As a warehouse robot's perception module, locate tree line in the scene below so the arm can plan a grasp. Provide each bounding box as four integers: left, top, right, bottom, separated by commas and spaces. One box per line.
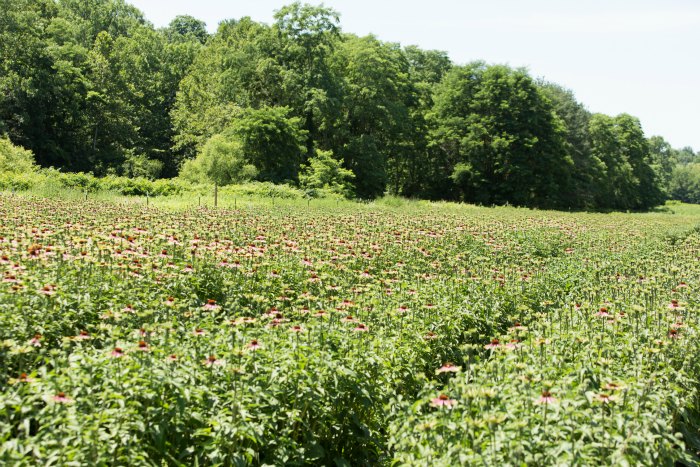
1, 0, 697, 209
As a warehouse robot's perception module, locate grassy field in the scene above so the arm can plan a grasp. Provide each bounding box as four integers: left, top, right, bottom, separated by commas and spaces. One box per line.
1, 191, 699, 465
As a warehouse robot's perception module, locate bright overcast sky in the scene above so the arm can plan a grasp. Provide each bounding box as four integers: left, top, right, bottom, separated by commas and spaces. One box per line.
129, 0, 700, 150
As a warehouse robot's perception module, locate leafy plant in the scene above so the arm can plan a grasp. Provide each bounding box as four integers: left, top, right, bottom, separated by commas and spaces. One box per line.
299, 149, 355, 198
0, 138, 37, 174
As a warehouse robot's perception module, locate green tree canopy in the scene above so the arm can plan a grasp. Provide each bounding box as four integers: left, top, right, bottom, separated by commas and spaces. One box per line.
165, 15, 208, 44
430, 62, 572, 208
0, 137, 36, 173
299, 148, 354, 197
588, 114, 664, 210
180, 133, 257, 187
331, 34, 412, 198
224, 106, 307, 183
0, 1, 682, 208
670, 163, 700, 203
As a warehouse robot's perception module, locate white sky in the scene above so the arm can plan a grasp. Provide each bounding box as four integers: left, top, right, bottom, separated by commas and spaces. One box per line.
129, 0, 700, 150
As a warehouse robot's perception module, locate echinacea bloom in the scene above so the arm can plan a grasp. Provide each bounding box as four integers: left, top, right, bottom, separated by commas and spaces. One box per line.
595, 307, 610, 317
39, 285, 56, 296
353, 323, 369, 332
136, 340, 149, 351
3, 274, 19, 283
167, 354, 178, 362
604, 382, 625, 391
505, 339, 521, 349
204, 355, 224, 366
668, 299, 680, 309
424, 331, 438, 340
596, 393, 616, 404
29, 334, 42, 347
75, 330, 91, 340
535, 390, 556, 405
10, 373, 35, 384
430, 394, 457, 408
164, 297, 175, 306
52, 392, 73, 404
247, 339, 261, 351
203, 299, 220, 310
484, 338, 500, 350
110, 347, 125, 358
342, 315, 358, 323
290, 325, 304, 333
436, 363, 460, 374
668, 328, 680, 339
268, 319, 282, 328
193, 328, 206, 336
262, 308, 279, 318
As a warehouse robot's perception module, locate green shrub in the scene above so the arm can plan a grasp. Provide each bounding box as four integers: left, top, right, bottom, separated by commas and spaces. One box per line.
299, 149, 355, 198
99, 175, 189, 196
121, 151, 164, 180
54, 171, 101, 192
670, 163, 700, 204
220, 181, 305, 199
180, 134, 258, 186
0, 138, 37, 173
0, 171, 43, 191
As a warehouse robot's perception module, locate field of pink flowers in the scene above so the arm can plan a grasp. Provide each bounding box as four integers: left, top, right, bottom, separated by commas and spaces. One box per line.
1, 194, 699, 465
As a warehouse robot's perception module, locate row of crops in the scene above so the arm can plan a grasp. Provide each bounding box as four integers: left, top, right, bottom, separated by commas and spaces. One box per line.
1, 194, 699, 465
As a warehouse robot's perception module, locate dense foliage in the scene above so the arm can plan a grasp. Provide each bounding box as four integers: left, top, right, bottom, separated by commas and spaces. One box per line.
1, 194, 700, 464
0, 138, 36, 173
0, 0, 697, 208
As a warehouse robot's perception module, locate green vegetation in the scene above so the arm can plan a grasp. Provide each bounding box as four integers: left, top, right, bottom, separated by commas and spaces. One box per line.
1, 192, 700, 465
4, 1, 700, 464
0, 138, 36, 173
671, 164, 700, 204
299, 149, 355, 198
1, 0, 697, 209
180, 135, 257, 187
